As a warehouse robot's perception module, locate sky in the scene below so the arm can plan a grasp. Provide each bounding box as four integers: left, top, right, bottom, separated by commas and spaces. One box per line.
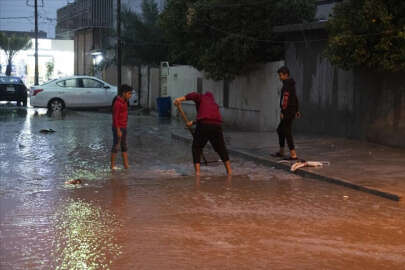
0, 0, 72, 38
0, 0, 166, 38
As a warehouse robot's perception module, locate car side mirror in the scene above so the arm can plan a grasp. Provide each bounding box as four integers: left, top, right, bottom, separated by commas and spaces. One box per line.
104, 85, 110, 89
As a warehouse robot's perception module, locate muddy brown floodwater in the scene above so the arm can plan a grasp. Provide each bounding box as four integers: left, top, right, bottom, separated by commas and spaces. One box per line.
0, 106, 404, 269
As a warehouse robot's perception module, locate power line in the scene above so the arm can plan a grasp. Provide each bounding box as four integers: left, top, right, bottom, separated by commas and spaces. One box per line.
39, 15, 57, 21
0, 16, 34, 20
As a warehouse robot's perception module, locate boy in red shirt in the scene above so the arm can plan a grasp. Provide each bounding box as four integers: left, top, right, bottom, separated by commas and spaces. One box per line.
174, 91, 232, 176
111, 84, 132, 170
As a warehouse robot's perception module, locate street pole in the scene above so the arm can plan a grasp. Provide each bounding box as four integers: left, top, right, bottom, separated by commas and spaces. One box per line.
116, 0, 121, 93
34, 0, 39, 85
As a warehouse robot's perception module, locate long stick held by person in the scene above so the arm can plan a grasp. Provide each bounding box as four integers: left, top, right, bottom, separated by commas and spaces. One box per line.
174, 91, 232, 176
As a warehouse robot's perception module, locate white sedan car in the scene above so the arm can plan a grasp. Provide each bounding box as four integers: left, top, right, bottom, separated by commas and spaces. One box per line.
30, 76, 137, 111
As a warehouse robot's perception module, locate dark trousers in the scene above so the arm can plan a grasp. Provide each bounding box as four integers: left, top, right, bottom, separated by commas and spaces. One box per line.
277, 117, 295, 150
111, 127, 128, 153
192, 123, 229, 164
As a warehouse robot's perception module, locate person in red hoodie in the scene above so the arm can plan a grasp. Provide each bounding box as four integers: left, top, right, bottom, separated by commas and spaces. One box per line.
174, 91, 232, 176
111, 84, 132, 170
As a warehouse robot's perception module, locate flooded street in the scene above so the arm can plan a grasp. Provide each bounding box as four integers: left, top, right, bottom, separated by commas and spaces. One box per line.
1, 105, 404, 270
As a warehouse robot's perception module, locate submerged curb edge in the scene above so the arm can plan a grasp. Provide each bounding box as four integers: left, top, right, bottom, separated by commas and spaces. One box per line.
171, 131, 401, 201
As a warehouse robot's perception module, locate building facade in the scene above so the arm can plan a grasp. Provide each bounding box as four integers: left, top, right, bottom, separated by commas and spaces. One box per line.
55, 0, 116, 75
55, 0, 166, 76
0, 39, 74, 87
55, 0, 114, 40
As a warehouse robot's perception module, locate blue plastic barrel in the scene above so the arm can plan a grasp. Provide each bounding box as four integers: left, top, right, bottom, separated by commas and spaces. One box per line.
156, 97, 171, 117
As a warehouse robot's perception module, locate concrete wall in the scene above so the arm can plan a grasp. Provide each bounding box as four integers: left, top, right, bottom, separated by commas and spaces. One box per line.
139, 66, 149, 107
103, 65, 138, 89
166, 65, 205, 120
284, 33, 405, 148
141, 67, 160, 110
167, 62, 284, 131
102, 64, 159, 108
149, 68, 160, 110
74, 29, 93, 75
74, 28, 106, 76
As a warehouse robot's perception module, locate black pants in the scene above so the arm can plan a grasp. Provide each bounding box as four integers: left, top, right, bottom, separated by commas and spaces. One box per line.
192, 123, 229, 164
277, 117, 295, 150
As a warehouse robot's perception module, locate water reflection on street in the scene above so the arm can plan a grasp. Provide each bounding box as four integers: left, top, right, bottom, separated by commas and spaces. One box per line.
0, 105, 404, 269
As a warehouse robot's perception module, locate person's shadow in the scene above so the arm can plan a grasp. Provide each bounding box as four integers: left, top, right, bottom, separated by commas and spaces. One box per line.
47, 109, 66, 120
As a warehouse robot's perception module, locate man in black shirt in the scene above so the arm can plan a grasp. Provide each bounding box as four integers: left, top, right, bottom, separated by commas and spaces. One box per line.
272, 66, 301, 160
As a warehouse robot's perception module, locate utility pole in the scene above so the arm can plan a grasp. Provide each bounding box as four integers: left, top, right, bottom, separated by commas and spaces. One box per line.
116, 0, 121, 93
34, 0, 39, 85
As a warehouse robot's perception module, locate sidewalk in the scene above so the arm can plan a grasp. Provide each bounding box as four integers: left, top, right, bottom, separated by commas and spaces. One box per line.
171, 122, 405, 201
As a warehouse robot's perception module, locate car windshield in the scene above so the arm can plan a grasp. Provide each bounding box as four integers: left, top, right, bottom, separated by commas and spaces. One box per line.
0, 77, 22, 84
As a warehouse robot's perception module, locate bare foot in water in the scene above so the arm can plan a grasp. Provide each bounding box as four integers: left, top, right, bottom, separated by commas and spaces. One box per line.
65, 179, 82, 185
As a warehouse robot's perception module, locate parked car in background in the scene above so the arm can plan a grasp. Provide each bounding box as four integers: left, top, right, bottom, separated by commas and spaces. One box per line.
30, 76, 137, 111
0, 76, 28, 106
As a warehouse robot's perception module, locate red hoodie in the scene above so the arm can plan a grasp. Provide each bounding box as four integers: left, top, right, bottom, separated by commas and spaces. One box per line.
112, 96, 128, 128
185, 92, 222, 125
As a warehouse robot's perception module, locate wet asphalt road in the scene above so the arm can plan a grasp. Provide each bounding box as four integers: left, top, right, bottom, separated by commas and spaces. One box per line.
0, 104, 404, 270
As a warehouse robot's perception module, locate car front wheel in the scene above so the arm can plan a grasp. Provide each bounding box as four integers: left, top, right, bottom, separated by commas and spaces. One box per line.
48, 98, 64, 111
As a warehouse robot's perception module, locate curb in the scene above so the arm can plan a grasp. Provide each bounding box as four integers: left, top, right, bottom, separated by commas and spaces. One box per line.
171, 132, 401, 201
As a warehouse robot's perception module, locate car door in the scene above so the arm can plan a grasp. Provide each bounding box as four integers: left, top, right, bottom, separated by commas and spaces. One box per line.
81, 78, 109, 106
56, 78, 81, 107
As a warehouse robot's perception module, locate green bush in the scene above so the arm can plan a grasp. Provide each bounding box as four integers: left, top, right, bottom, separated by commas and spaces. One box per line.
160, 0, 317, 80
121, 0, 168, 66
325, 0, 405, 72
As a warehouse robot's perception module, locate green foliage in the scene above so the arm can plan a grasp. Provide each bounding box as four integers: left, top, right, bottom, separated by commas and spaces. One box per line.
325, 0, 405, 72
160, 0, 317, 80
0, 32, 32, 75
121, 0, 168, 66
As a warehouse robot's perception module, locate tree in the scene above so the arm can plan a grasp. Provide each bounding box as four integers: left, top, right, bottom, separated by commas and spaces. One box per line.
160, 0, 317, 80
0, 33, 32, 76
46, 61, 54, 80
121, 0, 168, 66
325, 0, 405, 72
